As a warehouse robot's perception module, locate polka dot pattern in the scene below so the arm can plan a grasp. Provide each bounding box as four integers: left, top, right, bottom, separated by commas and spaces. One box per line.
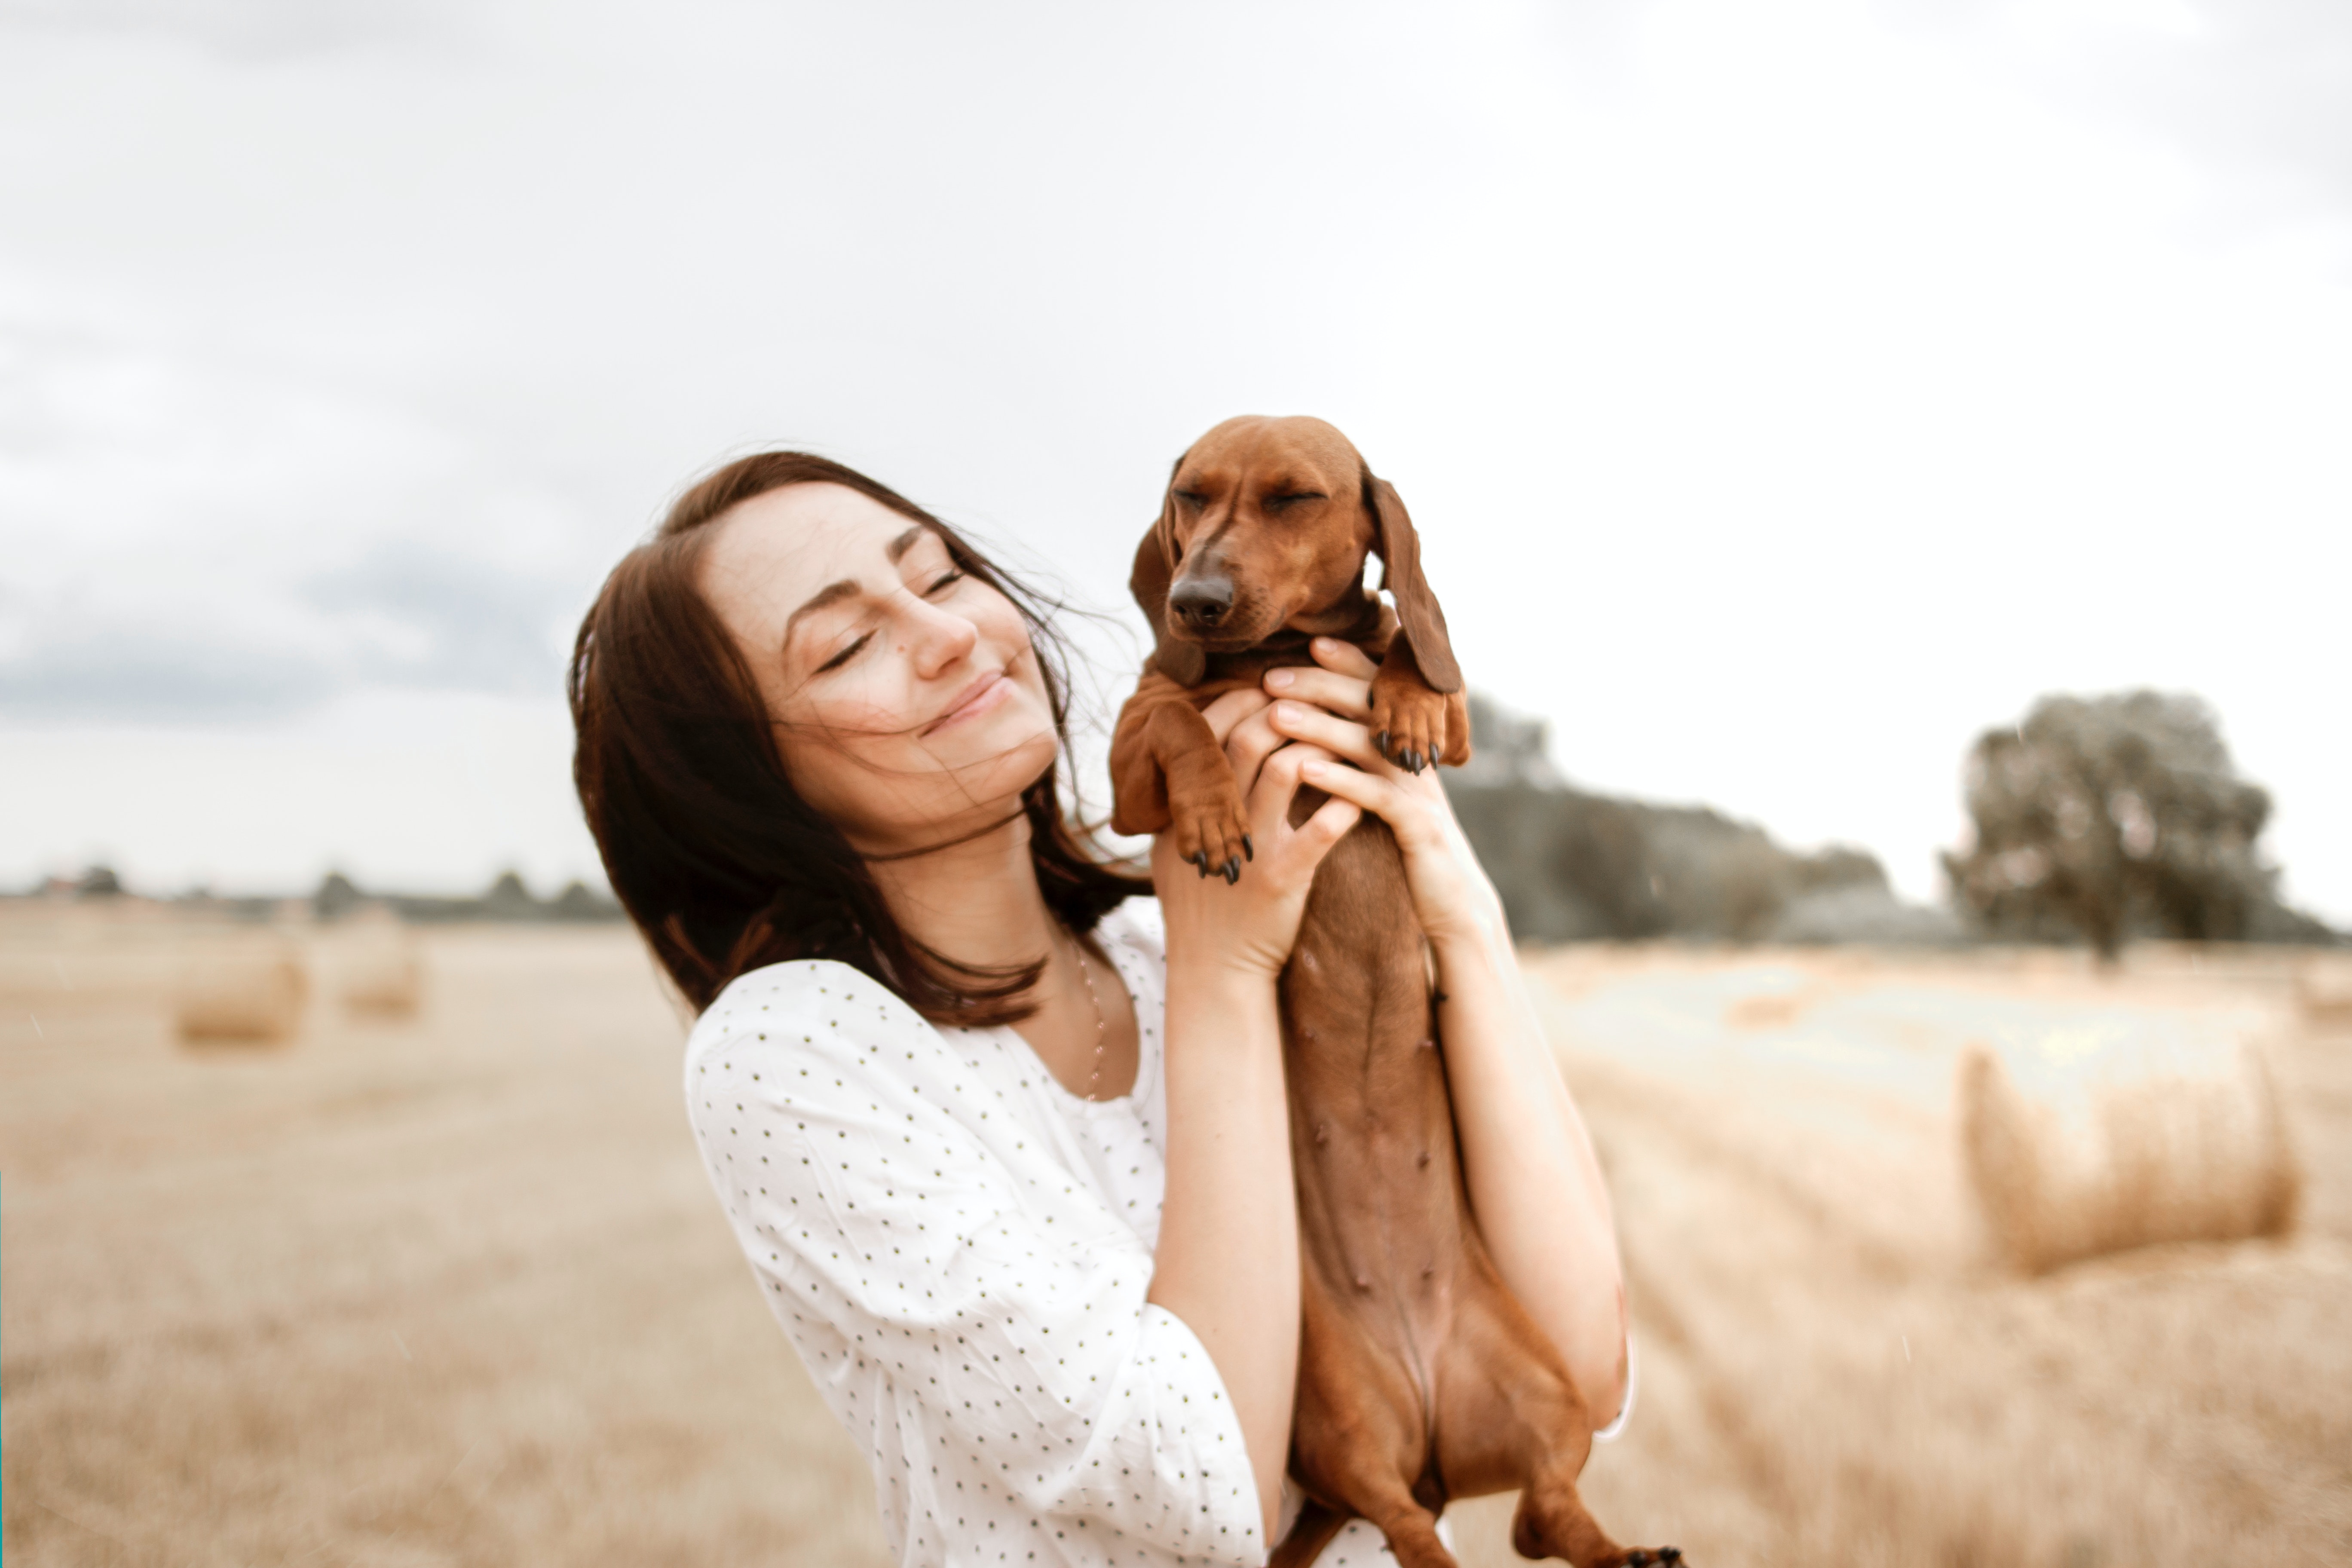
684, 900, 1280, 1568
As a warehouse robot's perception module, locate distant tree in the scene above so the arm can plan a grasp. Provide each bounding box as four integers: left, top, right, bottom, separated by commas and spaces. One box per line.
75, 864, 124, 898
314, 870, 363, 921
551, 880, 623, 922
1942, 691, 2278, 959
483, 870, 539, 920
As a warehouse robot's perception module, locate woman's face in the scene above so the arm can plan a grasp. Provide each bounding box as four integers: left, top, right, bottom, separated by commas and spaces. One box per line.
698, 483, 1059, 854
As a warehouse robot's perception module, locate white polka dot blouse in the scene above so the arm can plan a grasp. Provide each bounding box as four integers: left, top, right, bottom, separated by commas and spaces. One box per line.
688, 897, 1338, 1568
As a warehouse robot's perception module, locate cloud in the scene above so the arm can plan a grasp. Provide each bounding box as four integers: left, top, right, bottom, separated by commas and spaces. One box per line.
0, 627, 337, 721
301, 538, 578, 696
0, 284, 594, 723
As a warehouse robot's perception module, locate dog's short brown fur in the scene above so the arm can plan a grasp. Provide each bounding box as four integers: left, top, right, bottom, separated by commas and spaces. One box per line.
1110, 417, 1675, 1568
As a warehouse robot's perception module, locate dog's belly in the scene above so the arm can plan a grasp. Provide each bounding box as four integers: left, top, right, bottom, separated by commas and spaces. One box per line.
1281, 816, 1476, 1446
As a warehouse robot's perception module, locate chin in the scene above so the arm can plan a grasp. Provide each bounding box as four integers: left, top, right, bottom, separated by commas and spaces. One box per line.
954, 707, 1057, 794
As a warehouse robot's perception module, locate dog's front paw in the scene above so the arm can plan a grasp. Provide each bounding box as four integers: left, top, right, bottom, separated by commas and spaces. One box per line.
1368, 671, 1457, 775
1610, 1549, 1684, 1568
1166, 766, 1252, 883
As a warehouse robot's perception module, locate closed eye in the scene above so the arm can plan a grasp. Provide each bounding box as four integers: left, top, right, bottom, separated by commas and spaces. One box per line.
927, 568, 965, 594
1174, 490, 1208, 509
815, 633, 871, 673
1262, 491, 1327, 511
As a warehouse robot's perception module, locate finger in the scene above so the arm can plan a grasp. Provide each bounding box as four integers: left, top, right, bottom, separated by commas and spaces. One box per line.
1222, 704, 1288, 798
1262, 664, 1373, 718
1286, 792, 1364, 868
1245, 741, 1340, 836
1268, 700, 1390, 772
1297, 755, 1406, 822
1199, 687, 1272, 746
1253, 738, 1340, 798
1310, 637, 1380, 680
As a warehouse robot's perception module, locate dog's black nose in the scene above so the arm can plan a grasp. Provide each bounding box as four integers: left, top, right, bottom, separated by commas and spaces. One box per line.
1168, 576, 1234, 628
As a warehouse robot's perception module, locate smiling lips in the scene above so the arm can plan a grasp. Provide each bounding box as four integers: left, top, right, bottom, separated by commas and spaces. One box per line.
924, 670, 1009, 735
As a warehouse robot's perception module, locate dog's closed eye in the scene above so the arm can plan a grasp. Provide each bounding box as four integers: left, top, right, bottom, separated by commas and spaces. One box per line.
1262, 491, 1327, 511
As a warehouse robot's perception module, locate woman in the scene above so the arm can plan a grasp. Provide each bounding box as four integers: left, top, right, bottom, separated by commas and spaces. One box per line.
569, 452, 1630, 1567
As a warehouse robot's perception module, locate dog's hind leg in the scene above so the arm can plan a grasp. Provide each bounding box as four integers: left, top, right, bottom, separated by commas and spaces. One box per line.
1268, 1499, 1349, 1568
1358, 1482, 1458, 1568
1508, 1460, 1637, 1568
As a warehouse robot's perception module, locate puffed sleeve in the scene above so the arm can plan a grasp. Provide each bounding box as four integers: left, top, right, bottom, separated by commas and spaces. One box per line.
687, 960, 1266, 1566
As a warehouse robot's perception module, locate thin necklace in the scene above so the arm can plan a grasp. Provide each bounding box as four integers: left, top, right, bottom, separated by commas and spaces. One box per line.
1066, 926, 1109, 1099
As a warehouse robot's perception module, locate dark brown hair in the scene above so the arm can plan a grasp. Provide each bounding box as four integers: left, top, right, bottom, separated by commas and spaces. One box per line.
568, 452, 1143, 1021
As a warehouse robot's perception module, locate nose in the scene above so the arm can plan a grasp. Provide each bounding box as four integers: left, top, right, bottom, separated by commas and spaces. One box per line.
905, 591, 979, 677
1168, 575, 1235, 631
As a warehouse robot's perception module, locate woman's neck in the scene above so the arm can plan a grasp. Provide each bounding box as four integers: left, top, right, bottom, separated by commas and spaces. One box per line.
865, 812, 1057, 975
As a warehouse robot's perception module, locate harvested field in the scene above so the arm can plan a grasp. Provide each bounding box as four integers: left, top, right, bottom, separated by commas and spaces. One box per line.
3, 912, 2348, 1566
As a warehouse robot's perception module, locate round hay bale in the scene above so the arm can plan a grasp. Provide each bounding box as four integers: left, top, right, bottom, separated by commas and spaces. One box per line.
175, 934, 309, 1045
1957, 1025, 2300, 1274
337, 924, 424, 1018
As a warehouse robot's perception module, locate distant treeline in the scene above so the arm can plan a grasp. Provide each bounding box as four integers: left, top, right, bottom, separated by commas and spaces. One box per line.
315, 870, 626, 924
20, 866, 626, 925
27, 685, 2335, 954
1448, 690, 2335, 951
1443, 696, 1960, 945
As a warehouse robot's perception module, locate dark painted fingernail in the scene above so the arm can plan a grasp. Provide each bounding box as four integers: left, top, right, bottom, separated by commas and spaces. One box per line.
1241, 835, 1254, 861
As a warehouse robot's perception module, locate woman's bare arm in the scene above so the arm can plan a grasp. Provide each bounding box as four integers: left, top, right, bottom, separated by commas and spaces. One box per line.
1420, 902, 1628, 1420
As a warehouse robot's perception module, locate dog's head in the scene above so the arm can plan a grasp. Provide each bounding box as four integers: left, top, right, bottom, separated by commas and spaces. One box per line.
1129, 414, 1460, 692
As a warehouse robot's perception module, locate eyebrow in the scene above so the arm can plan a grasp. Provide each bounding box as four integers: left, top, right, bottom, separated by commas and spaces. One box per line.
781, 527, 932, 649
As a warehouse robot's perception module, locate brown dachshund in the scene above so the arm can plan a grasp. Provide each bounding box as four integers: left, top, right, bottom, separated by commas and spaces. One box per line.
1110, 416, 1677, 1568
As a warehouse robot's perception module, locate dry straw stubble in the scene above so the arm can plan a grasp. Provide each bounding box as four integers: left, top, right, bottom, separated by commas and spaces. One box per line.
2298, 957, 2352, 1028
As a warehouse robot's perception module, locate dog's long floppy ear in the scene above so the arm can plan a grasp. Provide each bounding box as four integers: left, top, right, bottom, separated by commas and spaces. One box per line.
1130, 462, 1207, 687
1364, 470, 1462, 694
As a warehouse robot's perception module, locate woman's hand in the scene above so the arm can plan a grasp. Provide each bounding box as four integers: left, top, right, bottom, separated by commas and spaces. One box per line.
1153, 685, 1361, 981
1261, 639, 1506, 949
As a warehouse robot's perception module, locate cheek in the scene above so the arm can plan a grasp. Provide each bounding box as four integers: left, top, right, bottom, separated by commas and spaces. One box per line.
766, 688, 912, 821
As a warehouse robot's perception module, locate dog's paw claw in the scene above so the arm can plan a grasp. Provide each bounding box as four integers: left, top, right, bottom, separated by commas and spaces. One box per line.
1241, 834, 1254, 862
1170, 785, 1251, 885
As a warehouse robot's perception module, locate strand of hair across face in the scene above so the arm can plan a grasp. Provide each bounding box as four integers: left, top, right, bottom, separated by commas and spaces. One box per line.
858, 806, 1031, 863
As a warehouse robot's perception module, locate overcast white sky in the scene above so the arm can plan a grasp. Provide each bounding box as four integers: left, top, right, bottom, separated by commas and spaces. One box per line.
2, 0, 2347, 923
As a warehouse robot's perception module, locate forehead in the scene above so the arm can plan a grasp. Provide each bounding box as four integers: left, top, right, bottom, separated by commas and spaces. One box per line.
699, 483, 929, 622
1176, 416, 1361, 491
